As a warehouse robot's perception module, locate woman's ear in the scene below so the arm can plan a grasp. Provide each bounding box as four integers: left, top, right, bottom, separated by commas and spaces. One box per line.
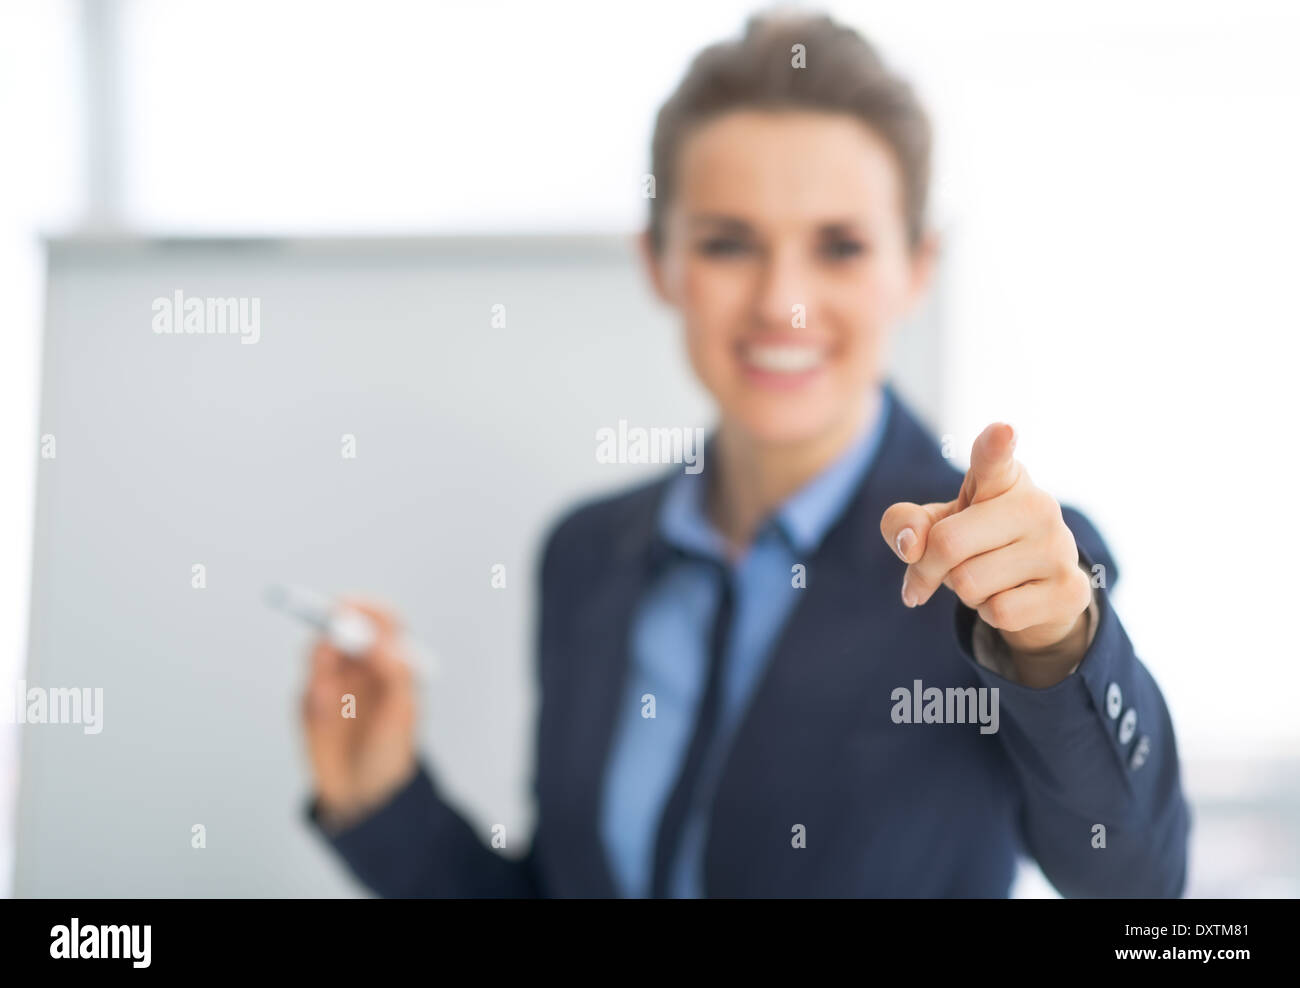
905, 228, 941, 314
637, 229, 676, 308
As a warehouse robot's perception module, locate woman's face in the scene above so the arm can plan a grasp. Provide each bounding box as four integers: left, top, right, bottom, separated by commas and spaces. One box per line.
643, 109, 935, 448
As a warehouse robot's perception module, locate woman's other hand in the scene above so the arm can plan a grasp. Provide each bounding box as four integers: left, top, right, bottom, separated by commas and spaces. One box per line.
301, 598, 418, 831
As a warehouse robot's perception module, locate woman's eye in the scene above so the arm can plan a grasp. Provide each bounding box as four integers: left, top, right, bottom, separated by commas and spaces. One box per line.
697, 237, 751, 257
821, 239, 866, 260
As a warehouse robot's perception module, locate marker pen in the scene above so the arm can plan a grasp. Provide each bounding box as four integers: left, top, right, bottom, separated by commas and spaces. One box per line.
265, 584, 438, 680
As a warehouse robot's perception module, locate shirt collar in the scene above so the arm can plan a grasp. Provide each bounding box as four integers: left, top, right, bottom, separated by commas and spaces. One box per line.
658, 386, 892, 561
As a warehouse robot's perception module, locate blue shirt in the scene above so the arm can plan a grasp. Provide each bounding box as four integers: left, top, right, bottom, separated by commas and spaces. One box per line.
598, 386, 893, 897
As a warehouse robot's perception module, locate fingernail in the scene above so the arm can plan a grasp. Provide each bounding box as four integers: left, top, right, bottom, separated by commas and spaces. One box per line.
901, 571, 917, 608
1007, 424, 1017, 452
895, 527, 916, 561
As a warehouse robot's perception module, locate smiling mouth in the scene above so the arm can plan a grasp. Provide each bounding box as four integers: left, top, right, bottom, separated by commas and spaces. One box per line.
738, 340, 830, 376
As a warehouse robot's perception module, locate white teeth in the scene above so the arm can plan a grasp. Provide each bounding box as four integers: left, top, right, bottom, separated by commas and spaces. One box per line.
741, 343, 826, 373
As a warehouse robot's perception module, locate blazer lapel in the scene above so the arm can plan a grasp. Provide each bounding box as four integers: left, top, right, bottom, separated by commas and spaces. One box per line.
559, 478, 675, 898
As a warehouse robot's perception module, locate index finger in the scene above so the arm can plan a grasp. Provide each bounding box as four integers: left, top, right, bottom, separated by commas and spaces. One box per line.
335, 596, 413, 680
337, 596, 402, 637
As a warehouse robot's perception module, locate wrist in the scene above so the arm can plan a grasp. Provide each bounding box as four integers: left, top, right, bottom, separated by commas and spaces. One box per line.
1006, 608, 1090, 688
317, 757, 419, 832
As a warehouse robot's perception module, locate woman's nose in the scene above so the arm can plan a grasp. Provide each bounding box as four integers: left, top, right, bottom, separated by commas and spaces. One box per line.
753, 245, 812, 330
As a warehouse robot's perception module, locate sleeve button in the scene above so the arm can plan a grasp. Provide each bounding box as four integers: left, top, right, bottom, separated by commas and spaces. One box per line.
1118, 707, 1138, 745
1105, 682, 1122, 719
1129, 734, 1150, 770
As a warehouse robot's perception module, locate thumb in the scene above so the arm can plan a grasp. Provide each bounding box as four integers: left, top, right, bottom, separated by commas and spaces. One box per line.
957, 422, 1021, 510
881, 499, 960, 564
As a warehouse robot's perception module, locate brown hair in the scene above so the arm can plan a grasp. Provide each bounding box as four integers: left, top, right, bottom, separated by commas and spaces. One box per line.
647, 8, 932, 254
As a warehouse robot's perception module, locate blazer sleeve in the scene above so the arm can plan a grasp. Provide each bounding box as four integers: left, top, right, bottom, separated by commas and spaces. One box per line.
303, 759, 543, 897
951, 504, 1192, 898
300, 524, 573, 899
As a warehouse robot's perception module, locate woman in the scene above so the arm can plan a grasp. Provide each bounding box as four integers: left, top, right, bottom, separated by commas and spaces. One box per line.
301, 10, 1189, 897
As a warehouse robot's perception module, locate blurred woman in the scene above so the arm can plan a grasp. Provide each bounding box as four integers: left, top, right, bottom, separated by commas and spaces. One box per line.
301, 10, 1189, 898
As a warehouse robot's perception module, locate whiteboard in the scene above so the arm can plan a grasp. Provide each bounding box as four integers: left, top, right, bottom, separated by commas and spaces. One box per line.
17, 234, 943, 895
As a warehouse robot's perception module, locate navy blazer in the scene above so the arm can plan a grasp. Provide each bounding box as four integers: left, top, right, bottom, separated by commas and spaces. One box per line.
307, 381, 1191, 897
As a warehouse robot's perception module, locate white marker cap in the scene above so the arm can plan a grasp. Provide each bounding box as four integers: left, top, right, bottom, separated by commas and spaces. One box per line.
326, 608, 377, 657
